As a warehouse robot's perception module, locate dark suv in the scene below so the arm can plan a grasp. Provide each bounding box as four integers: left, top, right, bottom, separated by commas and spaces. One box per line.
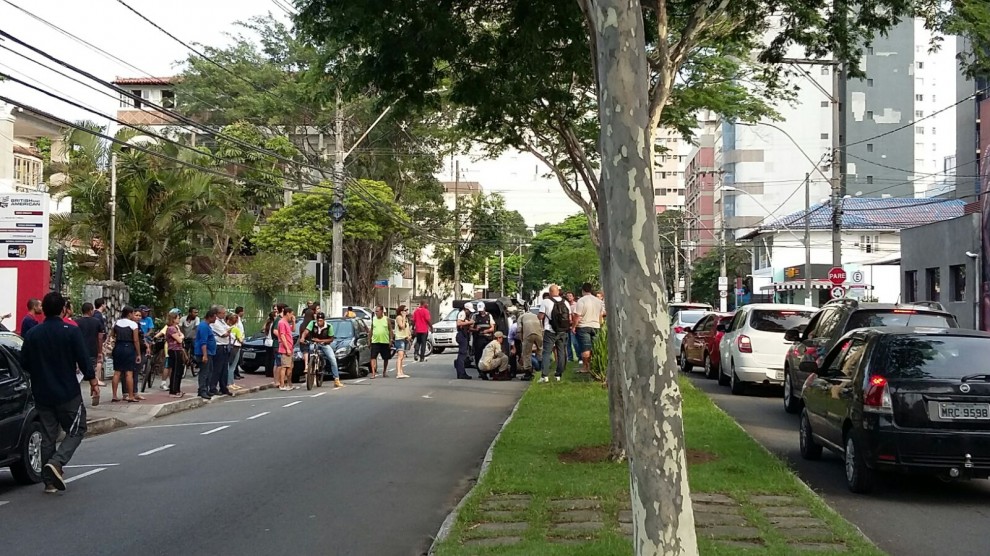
799, 327, 990, 493
782, 299, 958, 414
0, 332, 42, 484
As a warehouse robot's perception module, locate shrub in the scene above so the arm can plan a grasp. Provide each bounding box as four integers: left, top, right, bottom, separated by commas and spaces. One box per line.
589, 322, 608, 383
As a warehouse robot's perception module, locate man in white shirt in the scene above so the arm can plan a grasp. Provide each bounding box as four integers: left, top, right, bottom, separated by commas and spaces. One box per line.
209, 305, 233, 397
573, 282, 606, 372
538, 285, 570, 383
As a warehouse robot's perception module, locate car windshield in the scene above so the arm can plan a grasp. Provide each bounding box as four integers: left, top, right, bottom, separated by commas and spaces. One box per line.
445, 309, 459, 321
0, 333, 22, 351
327, 320, 355, 338
847, 310, 956, 330
882, 335, 990, 379
671, 304, 710, 319
678, 311, 705, 325
749, 310, 814, 333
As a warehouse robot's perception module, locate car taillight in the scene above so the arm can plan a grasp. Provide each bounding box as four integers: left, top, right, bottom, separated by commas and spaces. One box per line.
737, 335, 752, 353
863, 375, 893, 414
892, 309, 916, 314
674, 326, 684, 334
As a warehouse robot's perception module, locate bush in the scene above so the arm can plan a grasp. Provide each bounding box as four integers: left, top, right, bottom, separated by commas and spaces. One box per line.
122, 271, 156, 309
589, 322, 608, 383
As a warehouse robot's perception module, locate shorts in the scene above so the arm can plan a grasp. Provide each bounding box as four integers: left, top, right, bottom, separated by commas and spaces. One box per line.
280, 354, 293, 368
577, 327, 599, 353
370, 343, 391, 360
394, 339, 407, 351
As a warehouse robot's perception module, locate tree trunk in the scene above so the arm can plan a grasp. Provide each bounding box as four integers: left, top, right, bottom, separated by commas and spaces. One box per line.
586, 0, 697, 554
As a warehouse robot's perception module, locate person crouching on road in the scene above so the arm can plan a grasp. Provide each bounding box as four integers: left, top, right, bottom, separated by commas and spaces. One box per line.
300, 312, 343, 388
20, 291, 98, 494
393, 305, 411, 379
479, 331, 510, 380
277, 307, 297, 390
369, 304, 393, 378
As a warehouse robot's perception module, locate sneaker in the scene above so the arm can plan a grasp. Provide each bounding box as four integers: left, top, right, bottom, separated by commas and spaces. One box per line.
538, 377, 549, 383
333, 379, 343, 388
44, 484, 57, 494
279, 386, 291, 391
42, 463, 65, 491
160, 382, 168, 390
555, 376, 562, 382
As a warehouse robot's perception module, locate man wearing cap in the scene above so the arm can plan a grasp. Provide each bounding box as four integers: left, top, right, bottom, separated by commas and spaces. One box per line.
453, 302, 474, 380
299, 312, 343, 388
479, 330, 510, 379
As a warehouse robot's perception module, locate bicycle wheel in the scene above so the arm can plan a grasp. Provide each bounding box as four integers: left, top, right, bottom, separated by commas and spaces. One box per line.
315, 358, 324, 387
141, 357, 155, 392
186, 348, 198, 377
306, 354, 316, 391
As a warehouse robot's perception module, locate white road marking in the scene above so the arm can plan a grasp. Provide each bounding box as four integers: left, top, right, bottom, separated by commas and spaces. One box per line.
134, 420, 238, 430
224, 395, 309, 403
0, 501, 8, 508
201, 426, 230, 436
138, 444, 175, 456
64, 463, 120, 468
247, 411, 270, 420
65, 467, 106, 483
283, 401, 302, 408
422, 391, 434, 399
311, 392, 326, 398
353, 378, 368, 384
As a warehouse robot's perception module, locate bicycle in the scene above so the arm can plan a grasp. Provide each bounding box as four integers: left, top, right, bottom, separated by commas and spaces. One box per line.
304, 342, 325, 391
141, 338, 167, 392
183, 339, 198, 377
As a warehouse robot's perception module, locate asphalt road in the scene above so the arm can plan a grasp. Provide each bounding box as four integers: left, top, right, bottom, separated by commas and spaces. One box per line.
686, 373, 990, 556
0, 354, 526, 556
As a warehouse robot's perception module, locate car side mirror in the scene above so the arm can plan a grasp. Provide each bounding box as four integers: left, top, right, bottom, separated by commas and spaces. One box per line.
716, 324, 726, 333
799, 360, 819, 375
783, 328, 802, 342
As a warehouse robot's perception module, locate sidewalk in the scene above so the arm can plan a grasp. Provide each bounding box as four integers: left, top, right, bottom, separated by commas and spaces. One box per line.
83, 368, 276, 434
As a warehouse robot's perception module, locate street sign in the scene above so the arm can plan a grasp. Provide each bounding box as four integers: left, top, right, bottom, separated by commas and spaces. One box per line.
718, 276, 728, 291
719, 290, 728, 298
828, 267, 847, 286
830, 285, 846, 300
374, 279, 389, 288
852, 270, 865, 283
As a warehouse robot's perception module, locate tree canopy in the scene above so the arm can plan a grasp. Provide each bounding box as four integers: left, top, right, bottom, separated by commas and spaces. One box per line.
522, 213, 600, 297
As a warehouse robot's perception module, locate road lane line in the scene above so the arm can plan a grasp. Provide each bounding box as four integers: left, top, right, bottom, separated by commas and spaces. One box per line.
247, 411, 270, 420
0, 501, 8, 508
138, 444, 175, 456
353, 378, 367, 384
63, 463, 121, 468
201, 426, 230, 435
422, 391, 435, 399
65, 468, 106, 483
283, 401, 302, 408
134, 420, 238, 430
311, 392, 326, 398
224, 395, 310, 403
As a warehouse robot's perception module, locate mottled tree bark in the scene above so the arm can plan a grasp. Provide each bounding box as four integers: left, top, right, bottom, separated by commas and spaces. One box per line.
585, 0, 697, 553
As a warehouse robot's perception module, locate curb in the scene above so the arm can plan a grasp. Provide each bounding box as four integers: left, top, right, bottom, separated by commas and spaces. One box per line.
428, 388, 527, 555
86, 381, 277, 428
85, 417, 126, 436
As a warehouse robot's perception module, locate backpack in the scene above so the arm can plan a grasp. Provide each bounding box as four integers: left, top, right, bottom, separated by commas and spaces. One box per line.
549, 299, 571, 332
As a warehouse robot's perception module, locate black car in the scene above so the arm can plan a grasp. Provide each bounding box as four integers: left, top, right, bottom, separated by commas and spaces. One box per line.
782, 299, 958, 414
239, 318, 371, 380
799, 327, 990, 493
0, 332, 42, 484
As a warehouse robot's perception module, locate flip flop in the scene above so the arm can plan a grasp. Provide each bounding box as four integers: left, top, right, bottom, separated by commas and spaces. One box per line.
397, 375, 410, 379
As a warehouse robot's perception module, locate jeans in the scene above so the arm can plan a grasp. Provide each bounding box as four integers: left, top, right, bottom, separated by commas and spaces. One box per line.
415, 332, 429, 360
197, 355, 213, 397
228, 345, 241, 382
454, 330, 469, 378
211, 345, 231, 394
542, 331, 568, 378
38, 396, 86, 469
568, 331, 580, 360
315, 344, 340, 379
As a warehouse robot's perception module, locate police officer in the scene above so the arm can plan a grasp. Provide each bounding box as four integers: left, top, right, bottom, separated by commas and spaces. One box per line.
472, 302, 495, 381
454, 302, 475, 380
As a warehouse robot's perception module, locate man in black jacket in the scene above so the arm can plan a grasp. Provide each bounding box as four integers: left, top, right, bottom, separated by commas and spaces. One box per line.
20, 291, 98, 493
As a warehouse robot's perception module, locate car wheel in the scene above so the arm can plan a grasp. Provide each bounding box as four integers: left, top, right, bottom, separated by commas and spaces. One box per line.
783, 367, 802, 414
845, 432, 874, 494
704, 353, 717, 379
241, 363, 260, 374
10, 420, 44, 485
679, 350, 693, 373
799, 410, 823, 461
730, 362, 746, 395
717, 359, 730, 386
433, 347, 445, 354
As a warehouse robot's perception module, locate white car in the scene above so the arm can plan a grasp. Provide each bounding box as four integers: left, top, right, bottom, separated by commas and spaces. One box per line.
671, 310, 707, 360
429, 309, 460, 353
718, 304, 817, 395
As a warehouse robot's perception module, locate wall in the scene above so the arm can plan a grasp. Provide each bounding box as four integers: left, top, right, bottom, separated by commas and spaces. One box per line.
900, 214, 980, 328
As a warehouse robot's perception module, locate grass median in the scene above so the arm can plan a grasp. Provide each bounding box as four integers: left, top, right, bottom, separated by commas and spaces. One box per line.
433, 368, 883, 555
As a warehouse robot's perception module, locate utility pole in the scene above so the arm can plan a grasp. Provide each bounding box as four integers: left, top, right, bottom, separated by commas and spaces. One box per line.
804, 172, 813, 306
718, 172, 728, 313
673, 226, 680, 303
831, 60, 846, 267
517, 245, 524, 299
452, 160, 461, 301
330, 89, 345, 317
109, 152, 117, 282
498, 248, 505, 297
685, 232, 692, 303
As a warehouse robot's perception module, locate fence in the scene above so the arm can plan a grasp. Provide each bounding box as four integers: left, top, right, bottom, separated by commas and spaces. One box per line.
173, 286, 319, 336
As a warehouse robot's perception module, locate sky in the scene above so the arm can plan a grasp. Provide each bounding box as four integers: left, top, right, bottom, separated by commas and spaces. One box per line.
0, 0, 578, 226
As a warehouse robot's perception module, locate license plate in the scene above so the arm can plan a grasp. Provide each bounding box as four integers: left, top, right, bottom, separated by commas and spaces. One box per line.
242, 352, 256, 359
938, 403, 990, 420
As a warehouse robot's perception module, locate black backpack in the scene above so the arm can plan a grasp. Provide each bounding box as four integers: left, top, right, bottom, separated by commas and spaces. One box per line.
549, 299, 571, 332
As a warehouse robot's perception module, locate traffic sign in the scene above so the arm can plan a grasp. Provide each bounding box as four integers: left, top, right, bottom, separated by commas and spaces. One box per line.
828, 267, 847, 286
852, 270, 865, 283
719, 290, 728, 298
830, 285, 846, 299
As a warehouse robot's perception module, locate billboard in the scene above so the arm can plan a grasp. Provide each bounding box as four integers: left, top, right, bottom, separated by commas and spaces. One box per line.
0, 193, 49, 261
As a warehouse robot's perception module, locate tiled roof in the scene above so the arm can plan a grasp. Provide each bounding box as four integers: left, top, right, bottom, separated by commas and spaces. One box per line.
761, 198, 965, 232
112, 76, 176, 86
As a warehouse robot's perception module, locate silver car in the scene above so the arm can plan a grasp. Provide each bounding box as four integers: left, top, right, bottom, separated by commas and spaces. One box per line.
671, 310, 706, 360
429, 309, 460, 353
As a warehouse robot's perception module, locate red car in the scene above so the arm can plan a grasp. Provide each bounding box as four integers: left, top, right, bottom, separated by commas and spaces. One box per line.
678, 312, 734, 379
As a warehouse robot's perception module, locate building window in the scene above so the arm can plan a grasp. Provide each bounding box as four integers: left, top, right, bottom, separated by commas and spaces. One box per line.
916, 127, 925, 135
866, 176, 874, 185
926, 267, 941, 302
868, 47, 875, 55
821, 101, 829, 108
13, 155, 42, 187
866, 144, 874, 153
950, 264, 966, 302
860, 234, 879, 253
915, 94, 924, 101
867, 78, 874, 87
917, 61, 924, 69
161, 89, 175, 109
130, 89, 143, 109
820, 133, 829, 140
932, 127, 936, 136
821, 67, 830, 75
867, 110, 874, 119
915, 110, 924, 118
904, 271, 917, 302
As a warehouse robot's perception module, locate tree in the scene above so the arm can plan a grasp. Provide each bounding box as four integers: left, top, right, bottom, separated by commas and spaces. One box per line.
656, 210, 683, 301
522, 213, 600, 296
689, 245, 750, 307
252, 180, 410, 304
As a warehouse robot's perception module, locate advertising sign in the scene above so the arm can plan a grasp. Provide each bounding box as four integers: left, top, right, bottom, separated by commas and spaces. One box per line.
0, 193, 49, 261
